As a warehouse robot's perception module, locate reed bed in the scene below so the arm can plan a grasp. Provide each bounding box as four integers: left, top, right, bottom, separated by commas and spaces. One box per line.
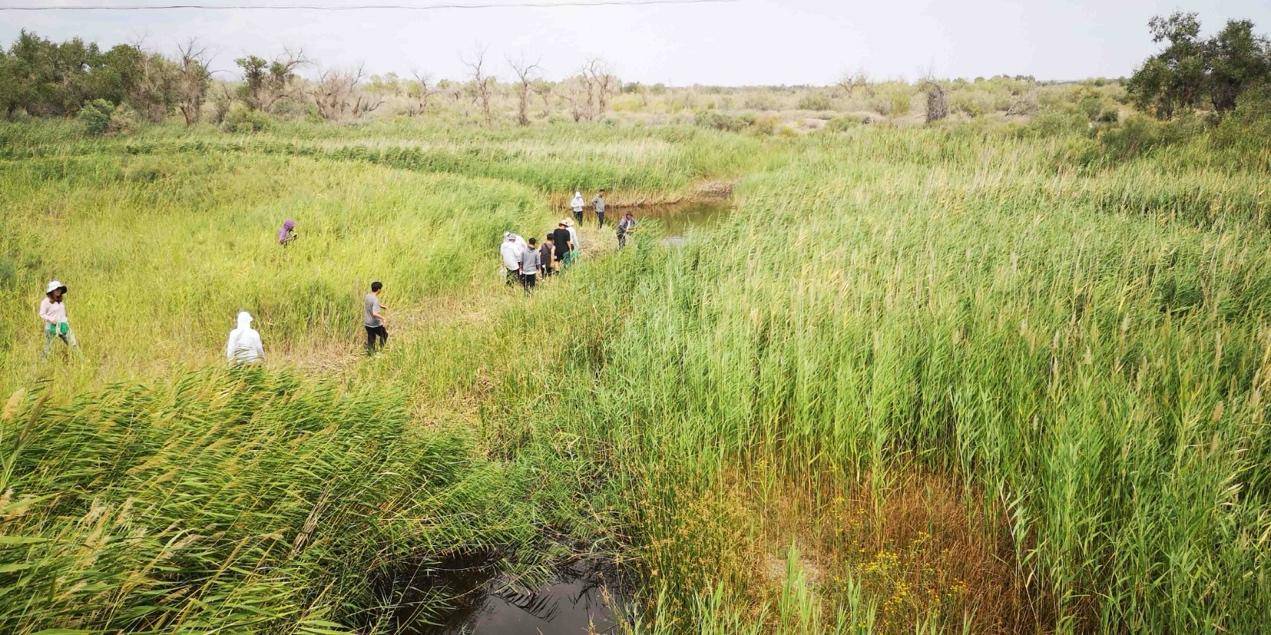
1, 117, 1267, 632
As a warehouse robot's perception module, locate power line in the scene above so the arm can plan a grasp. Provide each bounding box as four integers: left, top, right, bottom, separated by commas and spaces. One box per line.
0, 0, 736, 10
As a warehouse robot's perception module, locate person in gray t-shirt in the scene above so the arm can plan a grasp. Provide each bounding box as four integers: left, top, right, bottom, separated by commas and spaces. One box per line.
519, 238, 541, 293
364, 281, 388, 354
593, 189, 607, 227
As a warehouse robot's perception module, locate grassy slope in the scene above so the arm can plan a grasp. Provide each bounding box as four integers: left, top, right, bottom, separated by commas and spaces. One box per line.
1, 120, 1268, 632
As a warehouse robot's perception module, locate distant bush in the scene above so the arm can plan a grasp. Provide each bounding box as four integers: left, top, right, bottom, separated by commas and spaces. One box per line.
826, 115, 870, 131
743, 94, 778, 110
107, 103, 140, 136
1210, 82, 1271, 150
872, 84, 914, 116
750, 114, 778, 135
797, 93, 833, 111
1020, 110, 1087, 137
693, 111, 776, 135
78, 99, 115, 136
221, 102, 272, 133
1091, 114, 1203, 163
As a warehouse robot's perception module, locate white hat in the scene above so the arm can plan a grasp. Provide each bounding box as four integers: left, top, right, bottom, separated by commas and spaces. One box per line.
45, 280, 66, 294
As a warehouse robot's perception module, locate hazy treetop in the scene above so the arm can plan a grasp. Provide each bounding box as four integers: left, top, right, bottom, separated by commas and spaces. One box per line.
2, 0, 1269, 84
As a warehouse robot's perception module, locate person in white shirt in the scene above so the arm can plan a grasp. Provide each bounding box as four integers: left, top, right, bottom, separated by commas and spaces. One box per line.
501, 232, 526, 286
225, 311, 265, 364
38, 280, 77, 357
570, 190, 585, 224
564, 219, 580, 263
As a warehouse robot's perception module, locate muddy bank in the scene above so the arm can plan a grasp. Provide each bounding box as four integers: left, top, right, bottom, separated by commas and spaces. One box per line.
547, 180, 734, 210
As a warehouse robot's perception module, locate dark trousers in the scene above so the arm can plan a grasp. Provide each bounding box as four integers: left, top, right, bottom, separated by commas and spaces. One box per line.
506, 268, 519, 286
573, 210, 584, 223
521, 272, 537, 293
365, 325, 388, 354
597, 211, 606, 227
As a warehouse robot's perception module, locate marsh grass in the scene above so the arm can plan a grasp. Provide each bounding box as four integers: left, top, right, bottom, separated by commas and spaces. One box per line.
1, 116, 1267, 632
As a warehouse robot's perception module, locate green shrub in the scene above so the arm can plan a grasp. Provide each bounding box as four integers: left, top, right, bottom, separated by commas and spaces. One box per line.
743, 94, 778, 110
871, 84, 914, 116
826, 115, 870, 131
77, 99, 115, 136
797, 93, 833, 111
107, 102, 139, 136
220, 102, 272, 133
694, 110, 748, 132
1095, 114, 1196, 162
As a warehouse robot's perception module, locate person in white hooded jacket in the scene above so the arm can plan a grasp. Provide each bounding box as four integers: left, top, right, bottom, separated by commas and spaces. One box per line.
501, 232, 526, 286
570, 190, 585, 223
226, 311, 265, 364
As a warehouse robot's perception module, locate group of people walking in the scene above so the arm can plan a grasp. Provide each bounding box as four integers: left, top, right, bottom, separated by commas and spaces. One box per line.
35, 190, 635, 364
501, 218, 577, 293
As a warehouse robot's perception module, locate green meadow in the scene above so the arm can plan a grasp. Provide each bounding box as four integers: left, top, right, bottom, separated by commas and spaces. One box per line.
0, 114, 1267, 632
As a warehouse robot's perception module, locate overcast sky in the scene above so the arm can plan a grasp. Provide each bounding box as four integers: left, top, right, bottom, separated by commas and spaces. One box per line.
1, 1, 1268, 85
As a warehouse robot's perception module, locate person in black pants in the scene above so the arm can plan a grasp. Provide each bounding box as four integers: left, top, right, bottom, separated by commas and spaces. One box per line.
364, 281, 388, 354
593, 189, 607, 227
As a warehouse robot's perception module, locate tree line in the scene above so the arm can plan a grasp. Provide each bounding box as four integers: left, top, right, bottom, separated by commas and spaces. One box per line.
1, 14, 1265, 130
1127, 13, 1270, 118
0, 30, 622, 130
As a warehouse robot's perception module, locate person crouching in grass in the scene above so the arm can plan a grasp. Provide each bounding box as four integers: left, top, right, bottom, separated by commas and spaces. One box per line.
38, 280, 77, 358
520, 238, 541, 294
225, 311, 265, 364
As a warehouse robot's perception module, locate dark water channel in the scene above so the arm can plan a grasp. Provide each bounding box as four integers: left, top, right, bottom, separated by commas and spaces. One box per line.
627, 199, 732, 247
377, 551, 630, 634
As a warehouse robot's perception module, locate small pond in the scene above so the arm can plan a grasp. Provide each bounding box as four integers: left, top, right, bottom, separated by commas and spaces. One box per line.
377, 551, 630, 634
619, 199, 732, 247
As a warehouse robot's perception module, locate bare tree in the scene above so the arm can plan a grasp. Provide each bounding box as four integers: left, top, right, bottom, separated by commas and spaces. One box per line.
922, 79, 948, 123
837, 68, 871, 97
176, 39, 212, 125
563, 75, 589, 122
210, 83, 234, 124
583, 58, 618, 118
311, 64, 382, 121
507, 54, 541, 126
460, 46, 495, 126
236, 49, 307, 112
408, 70, 436, 117
532, 79, 553, 119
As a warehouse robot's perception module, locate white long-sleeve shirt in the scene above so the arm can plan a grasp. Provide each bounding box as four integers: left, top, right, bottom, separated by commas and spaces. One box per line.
226, 312, 264, 363
38, 297, 67, 325
501, 239, 524, 271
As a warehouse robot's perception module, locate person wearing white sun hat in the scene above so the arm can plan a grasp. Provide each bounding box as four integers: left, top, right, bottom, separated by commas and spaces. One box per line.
570, 189, 585, 224
38, 280, 77, 357
225, 311, 265, 364
563, 217, 580, 263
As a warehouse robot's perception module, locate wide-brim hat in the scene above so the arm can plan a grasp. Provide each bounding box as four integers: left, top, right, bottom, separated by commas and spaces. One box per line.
45, 280, 67, 294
